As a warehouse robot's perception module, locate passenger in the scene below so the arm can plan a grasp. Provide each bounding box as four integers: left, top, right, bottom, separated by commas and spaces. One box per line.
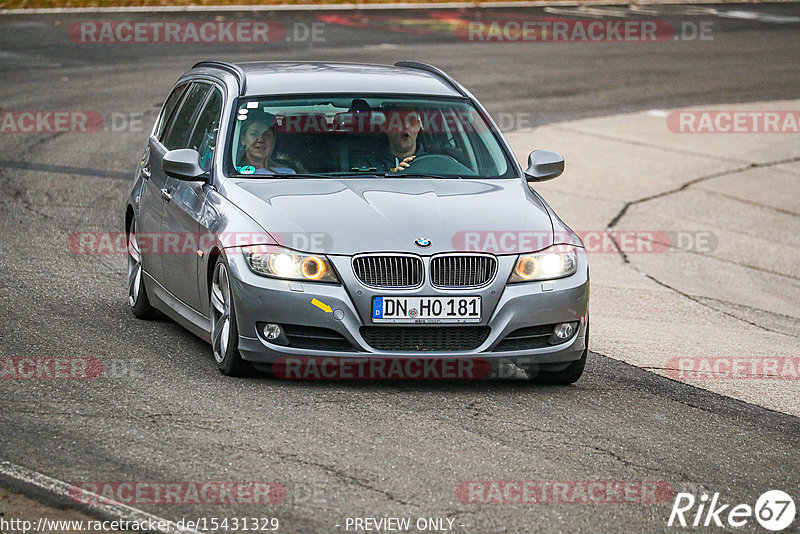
237, 111, 296, 175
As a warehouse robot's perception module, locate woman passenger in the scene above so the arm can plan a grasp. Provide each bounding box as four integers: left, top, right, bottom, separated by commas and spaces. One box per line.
237, 111, 296, 175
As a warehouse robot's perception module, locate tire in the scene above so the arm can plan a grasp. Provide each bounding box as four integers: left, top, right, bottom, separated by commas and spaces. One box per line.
210, 257, 251, 376
127, 219, 159, 320
251, 363, 275, 377
528, 349, 587, 385
527, 320, 589, 385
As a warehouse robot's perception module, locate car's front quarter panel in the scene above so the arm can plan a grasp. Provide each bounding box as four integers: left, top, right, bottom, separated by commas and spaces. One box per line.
195, 188, 279, 318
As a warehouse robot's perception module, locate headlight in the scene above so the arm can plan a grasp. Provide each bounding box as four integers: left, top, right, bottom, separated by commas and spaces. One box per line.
242, 245, 339, 283
508, 245, 579, 283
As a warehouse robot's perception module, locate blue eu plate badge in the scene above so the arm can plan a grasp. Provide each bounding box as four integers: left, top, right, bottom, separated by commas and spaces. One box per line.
372, 297, 383, 319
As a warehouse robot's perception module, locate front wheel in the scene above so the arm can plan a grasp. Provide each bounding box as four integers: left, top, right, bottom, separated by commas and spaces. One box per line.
526, 320, 589, 385
210, 258, 251, 376
527, 349, 587, 385
127, 219, 158, 320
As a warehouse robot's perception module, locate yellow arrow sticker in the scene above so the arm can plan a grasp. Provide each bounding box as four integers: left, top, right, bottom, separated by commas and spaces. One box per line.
311, 298, 333, 313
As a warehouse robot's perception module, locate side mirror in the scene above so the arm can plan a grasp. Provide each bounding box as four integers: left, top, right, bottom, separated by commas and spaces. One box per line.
524, 150, 564, 182
163, 149, 207, 181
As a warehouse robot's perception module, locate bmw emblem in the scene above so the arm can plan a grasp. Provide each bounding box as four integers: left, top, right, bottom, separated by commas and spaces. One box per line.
415, 237, 431, 248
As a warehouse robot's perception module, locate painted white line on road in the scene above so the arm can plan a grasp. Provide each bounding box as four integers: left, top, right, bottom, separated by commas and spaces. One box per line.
363, 43, 403, 49
544, 6, 634, 18
0, 460, 201, 534
1, 0, 797, 15
628, 4, 718, 15
546, 4, 800, 21
716, 9, 800, 23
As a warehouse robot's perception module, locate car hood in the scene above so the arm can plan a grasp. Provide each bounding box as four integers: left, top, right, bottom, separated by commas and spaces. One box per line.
222, 178, 555, 255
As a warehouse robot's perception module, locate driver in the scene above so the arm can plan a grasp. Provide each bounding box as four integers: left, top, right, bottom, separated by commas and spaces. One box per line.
354, 107, 425, 173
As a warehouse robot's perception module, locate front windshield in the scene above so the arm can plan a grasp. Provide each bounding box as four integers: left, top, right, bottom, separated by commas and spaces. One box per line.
229, 95, 514, 178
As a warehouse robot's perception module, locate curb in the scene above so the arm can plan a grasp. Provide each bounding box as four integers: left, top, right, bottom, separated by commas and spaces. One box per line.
0, 461, 201, 534
1, 0, 795, 15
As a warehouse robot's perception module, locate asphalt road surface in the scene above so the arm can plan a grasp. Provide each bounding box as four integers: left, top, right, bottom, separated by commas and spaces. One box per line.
1, 3, 799, 533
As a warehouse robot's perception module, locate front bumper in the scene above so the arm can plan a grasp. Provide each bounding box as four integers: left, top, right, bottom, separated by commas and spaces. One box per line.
226, 250, 589, 366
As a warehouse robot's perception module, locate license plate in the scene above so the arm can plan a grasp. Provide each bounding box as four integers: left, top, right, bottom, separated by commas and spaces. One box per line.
372, 296, 481, 323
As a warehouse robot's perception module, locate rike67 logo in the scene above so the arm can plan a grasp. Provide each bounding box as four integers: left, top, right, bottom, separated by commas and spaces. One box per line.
668, 490, 795, 531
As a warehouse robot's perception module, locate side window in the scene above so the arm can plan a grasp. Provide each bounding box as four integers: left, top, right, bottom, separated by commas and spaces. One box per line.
187, 87, 223, 172
162, 83, 210, 151
155, 82, 188, 140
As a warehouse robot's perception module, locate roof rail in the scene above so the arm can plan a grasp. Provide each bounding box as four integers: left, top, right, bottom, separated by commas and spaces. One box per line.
192, 61, 247, 96
394, 61, 467, 97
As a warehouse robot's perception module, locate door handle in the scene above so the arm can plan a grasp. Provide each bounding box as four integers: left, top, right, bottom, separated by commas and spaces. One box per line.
160, 187, 173, 202
141, 165, 151, 178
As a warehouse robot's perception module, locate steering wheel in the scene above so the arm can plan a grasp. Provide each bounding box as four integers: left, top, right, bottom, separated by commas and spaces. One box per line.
399, 154, 474, 175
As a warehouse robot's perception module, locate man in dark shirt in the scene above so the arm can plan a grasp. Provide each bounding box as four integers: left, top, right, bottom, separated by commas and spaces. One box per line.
351, 108, 425, 173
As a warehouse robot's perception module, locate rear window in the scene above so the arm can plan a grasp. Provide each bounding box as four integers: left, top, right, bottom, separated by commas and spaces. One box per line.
155, 82, 188, 140
162, 83, 210, 150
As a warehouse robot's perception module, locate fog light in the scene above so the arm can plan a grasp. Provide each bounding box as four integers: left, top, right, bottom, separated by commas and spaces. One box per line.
262, 323, 282, 340
553, 322, 576, 340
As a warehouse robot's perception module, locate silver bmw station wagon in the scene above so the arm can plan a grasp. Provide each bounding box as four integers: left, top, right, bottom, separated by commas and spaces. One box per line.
126, 61, 589, 383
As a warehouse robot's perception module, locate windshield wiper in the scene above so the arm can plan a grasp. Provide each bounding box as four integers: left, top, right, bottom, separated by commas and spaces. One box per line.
235, 172, 464, 179
386, 173, 462, 180
238, 173, 331, 178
